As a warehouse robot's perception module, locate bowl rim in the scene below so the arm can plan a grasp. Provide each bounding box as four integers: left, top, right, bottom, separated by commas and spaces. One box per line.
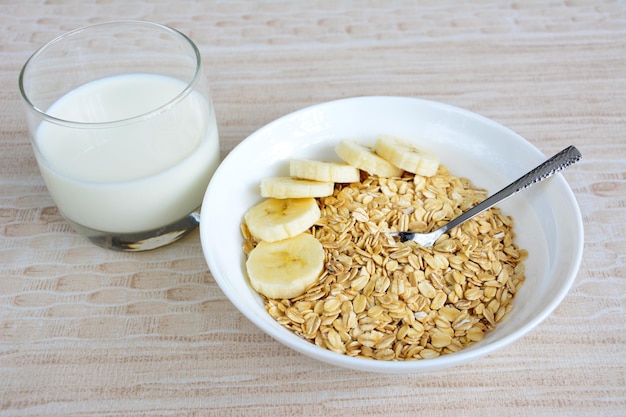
200, 95, 584, 373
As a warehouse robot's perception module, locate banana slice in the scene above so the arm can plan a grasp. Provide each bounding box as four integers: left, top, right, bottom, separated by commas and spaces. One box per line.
335, 139, 403, 178
245, 233, 325, 299
244, 197, 320, 242
374, 134, 440, 177
290, 159, 360, 183
260, 176, 334, 199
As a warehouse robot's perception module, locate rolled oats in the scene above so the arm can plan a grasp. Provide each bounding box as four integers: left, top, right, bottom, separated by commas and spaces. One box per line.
252, 163, 527, 361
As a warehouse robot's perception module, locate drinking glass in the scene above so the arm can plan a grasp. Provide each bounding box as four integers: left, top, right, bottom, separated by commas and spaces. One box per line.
19, 21, 220, 251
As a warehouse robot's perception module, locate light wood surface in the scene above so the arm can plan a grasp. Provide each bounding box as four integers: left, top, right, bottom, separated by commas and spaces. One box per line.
1, 1, 624, 416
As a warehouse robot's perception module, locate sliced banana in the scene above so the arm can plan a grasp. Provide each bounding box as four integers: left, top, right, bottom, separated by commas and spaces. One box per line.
245, 233, 325, 299
244, 197, 320, 242
335, 139, 403, 178
260, 176, 334, 199
290, 159, 360, 183
374, 134, 440, 177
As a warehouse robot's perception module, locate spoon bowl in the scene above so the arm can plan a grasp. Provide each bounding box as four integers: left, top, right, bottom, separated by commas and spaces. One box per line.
200, 96, 584, 373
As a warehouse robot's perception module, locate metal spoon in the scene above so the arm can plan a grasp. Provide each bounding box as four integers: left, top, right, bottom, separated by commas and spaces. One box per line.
390, 145, 582, 247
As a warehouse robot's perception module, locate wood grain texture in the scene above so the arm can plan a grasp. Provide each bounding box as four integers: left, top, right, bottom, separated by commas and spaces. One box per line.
0, 1, 624, 416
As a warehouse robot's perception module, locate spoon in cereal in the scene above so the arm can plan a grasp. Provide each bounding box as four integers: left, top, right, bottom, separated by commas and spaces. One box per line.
390, 145, 582, 247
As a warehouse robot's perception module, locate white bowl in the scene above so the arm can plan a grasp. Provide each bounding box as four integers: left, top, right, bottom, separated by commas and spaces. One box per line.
200, 96, 583, 373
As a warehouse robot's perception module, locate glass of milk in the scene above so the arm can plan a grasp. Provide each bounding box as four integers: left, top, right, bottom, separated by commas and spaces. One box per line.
19, 21, 220, 251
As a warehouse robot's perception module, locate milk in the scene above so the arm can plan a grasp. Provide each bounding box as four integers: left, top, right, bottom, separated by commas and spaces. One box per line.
34, 73, 220, 233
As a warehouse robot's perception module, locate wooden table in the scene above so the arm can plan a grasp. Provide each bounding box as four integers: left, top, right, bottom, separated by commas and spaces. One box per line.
1, 1, 624, 416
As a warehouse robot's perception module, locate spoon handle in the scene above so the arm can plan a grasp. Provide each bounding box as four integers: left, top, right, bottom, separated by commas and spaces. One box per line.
438, 145, 582, 235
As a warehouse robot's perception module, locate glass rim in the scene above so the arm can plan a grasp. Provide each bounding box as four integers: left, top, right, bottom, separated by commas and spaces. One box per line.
18, 20, 203, 129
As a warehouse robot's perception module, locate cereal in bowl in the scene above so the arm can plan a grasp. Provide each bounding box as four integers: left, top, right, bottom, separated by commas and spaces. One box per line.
241, 135, 527, 360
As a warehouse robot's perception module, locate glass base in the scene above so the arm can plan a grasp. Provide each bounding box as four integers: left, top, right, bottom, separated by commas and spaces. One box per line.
66, 209, 201, 252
